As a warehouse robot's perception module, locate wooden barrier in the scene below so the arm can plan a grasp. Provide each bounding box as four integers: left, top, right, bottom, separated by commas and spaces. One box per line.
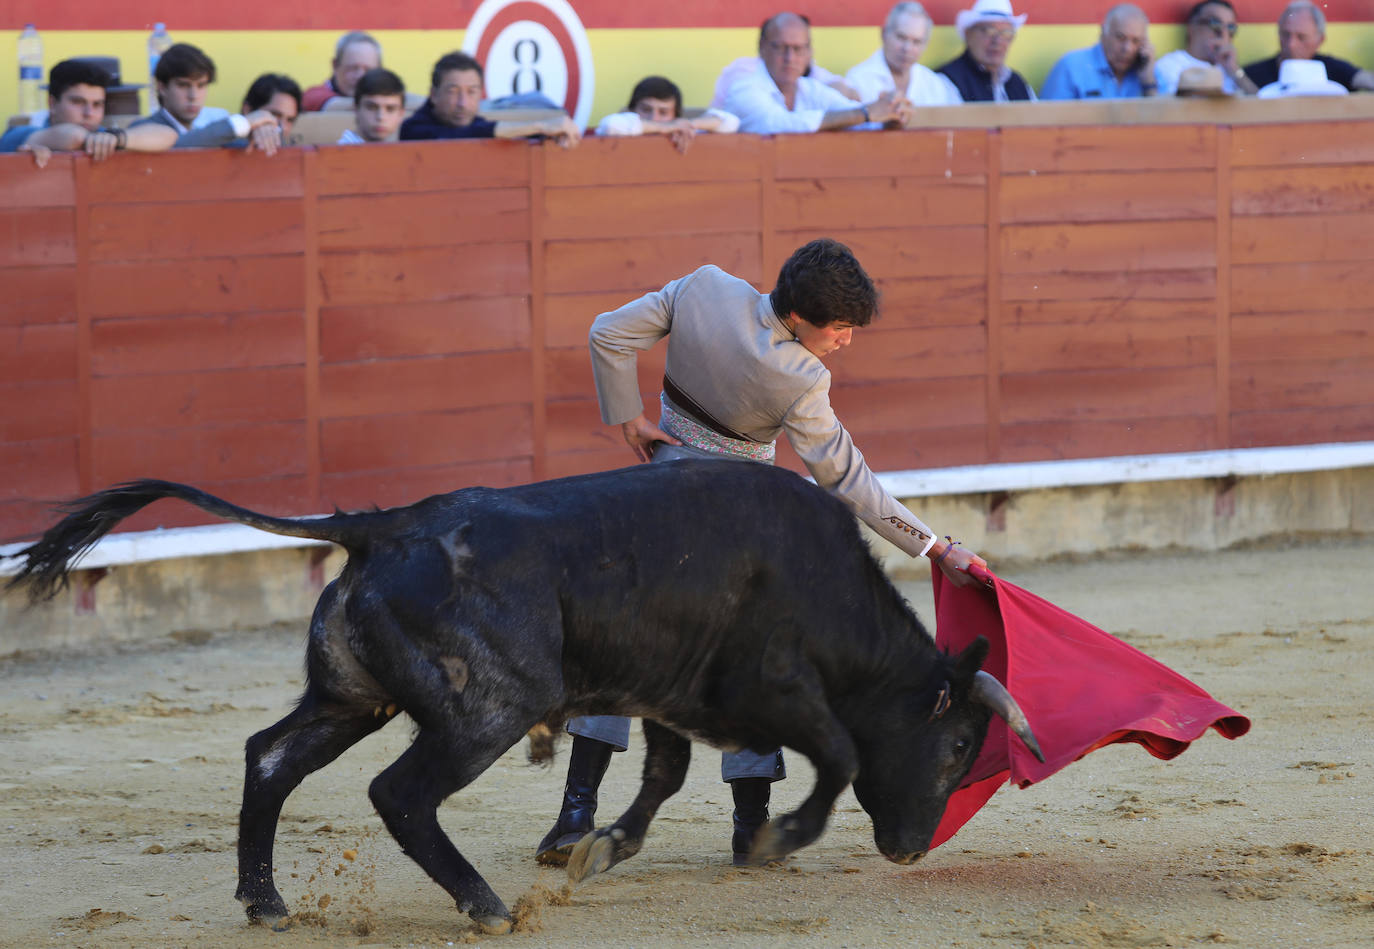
3, 109, 1373, 542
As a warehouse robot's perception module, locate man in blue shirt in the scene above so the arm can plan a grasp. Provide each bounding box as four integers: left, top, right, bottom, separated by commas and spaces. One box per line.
1041, 3, 1159, 99
400, 51, 580, 146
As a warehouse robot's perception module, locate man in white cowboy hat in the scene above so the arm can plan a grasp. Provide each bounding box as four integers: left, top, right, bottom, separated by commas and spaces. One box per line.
936, 0, 1035, 102
1154, 0, 1257, 97
844, 2, 961, 108
1040, 3, 1159, 99
1243, 1, 1374, 93
1256, 58, 1349, 98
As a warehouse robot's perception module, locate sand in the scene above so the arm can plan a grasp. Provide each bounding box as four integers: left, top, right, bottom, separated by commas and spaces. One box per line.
1, 538, 1371, 948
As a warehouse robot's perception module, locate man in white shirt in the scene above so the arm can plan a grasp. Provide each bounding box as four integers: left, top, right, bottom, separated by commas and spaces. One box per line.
846, 2, 961, 108
722, 12, 912, 134
1155, 0, 1258, 96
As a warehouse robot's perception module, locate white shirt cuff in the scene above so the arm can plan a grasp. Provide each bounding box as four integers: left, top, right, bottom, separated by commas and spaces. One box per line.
229, 113, 252, 138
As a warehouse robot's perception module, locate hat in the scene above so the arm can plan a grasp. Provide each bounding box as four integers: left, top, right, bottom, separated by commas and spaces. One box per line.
955, 0, 1028, 39
1257, 58, 1349, 98
1176, 66, 1230, 97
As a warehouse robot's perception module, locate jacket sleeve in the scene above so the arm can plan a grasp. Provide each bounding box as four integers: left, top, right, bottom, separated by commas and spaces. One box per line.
783, 373, 937, 558
588, 271, 697, 425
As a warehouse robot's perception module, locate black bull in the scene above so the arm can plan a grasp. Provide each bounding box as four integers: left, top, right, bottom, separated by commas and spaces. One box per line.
7, 460, 1043, 935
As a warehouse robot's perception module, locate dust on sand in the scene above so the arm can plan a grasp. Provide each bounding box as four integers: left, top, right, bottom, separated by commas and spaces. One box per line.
1, 538, 1370, 948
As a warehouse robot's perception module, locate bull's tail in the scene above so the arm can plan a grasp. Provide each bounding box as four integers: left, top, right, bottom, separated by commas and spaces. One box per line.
5, 479, 368, 603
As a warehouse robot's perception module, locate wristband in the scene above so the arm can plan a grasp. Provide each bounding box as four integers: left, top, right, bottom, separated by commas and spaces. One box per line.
861, 104, 871, 123
932, 537, 961, 567
114, 127, 127, 150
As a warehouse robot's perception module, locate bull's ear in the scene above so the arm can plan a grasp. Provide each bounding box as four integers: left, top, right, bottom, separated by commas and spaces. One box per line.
952, 636, 990, 682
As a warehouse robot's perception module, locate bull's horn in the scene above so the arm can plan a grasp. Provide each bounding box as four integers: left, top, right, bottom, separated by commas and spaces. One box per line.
972, 670, 1046, 763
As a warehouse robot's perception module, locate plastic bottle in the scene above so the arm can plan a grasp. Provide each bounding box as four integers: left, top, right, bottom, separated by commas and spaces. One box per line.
147, 23, 172, 81
17, 24, 44, 115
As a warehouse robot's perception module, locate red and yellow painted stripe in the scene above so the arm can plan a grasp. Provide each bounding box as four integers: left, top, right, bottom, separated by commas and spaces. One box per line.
5, 1, 1372, 122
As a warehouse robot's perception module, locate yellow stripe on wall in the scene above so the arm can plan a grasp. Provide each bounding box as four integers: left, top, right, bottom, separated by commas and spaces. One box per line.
5, 25, 1373, 126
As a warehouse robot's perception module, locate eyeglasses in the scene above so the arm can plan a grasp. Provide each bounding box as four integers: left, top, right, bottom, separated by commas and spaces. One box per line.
1194, 16, 1239, 38
970, 24, 1016, 42
763, 40, 811, 57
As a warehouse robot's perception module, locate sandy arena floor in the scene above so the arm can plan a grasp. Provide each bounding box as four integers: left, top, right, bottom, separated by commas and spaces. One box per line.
1, 538, 1371, 948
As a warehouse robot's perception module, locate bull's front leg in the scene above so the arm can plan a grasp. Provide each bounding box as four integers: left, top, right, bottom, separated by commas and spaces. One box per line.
567, 719, 691, 882
745, 714, 858, 866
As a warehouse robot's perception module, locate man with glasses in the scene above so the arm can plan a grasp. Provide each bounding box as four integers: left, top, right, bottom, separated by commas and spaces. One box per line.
722, 11, 913, 133
937, 0, 1035, 102
1154, 0, 1258, 96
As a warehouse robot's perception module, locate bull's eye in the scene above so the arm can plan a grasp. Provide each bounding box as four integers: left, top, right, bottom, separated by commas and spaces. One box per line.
954, 738, 970, 754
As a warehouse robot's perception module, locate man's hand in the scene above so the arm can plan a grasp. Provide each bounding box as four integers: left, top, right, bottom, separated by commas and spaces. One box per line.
620, 414, 682, 463
866, 90, 913, 126
547, 115, 582, 149
668, 118, 696, 153
245, 122, 283, 157
83, 131, 119, 162
929, 540, 989, 588
17, 141, 53, 168
1135, 38, 1157, 79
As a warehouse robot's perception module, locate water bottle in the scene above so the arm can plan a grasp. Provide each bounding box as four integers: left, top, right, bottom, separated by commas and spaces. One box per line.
147, 23, 172, 80
17, 24, 44, 115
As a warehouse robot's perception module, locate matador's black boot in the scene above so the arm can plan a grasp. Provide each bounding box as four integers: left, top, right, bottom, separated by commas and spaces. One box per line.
535, 736, 615, 866
730, 777, 772, 867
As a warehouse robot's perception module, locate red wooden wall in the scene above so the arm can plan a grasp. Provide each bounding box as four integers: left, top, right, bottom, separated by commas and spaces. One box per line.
2, 121, 1372, 542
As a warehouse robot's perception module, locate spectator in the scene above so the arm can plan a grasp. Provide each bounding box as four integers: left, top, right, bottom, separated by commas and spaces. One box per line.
242, 74, 302, 136
596, 76, 739, 152
710, 16, 861, 108
302, 32, 381, 111
1155, 1, 1257, 96
338, 68, 407, 144
0, 59, 176, 162
132, 43, 232, 133
1243, 1, 1374, 93
721, 12, 912, 134
845, 2, 960, 108
1041, 4, 1158, 99
399, 52, 580, 147
937, 0, 1035, 101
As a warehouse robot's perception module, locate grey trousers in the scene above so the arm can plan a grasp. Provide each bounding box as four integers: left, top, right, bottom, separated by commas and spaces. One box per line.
566, 441, 788, 783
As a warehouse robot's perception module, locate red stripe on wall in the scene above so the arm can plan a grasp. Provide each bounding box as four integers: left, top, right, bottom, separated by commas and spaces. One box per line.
5, 1, 1371, 32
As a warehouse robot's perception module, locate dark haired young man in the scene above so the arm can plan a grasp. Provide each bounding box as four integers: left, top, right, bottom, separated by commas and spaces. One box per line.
595, 75, 739, 152
242, 73, 302, 135
399, 51, 580, 146
338, 68, 407, 144
1, 59, 176, 161
534, 239, 986, 868
130, 43, 285, 153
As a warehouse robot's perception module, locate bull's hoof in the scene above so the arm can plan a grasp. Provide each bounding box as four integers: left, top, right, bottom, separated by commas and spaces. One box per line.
567, 827, 622, 883
472, 912, 513, 935
743, 818, 794, 866
535, 830, 586, 867
238, 891, 289, 930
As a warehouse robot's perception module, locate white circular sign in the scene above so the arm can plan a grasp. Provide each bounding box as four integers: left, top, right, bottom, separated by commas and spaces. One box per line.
463, 0, 596, 129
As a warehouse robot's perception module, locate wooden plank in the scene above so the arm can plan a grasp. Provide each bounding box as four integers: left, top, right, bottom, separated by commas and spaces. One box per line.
1001, 220, 1216, 274
1002, 317, 1216, 374
302, 147, 322, 516
543, 398, 619, 456
1001, 125, 1216, 174
88, 199, 305, 261
1232, 165, 1374, 216
321, 297, 530, 363
1232, 310, 1374, 363
314, 140, 531, 195
0, 153, 75, 206
841, 425, 990, 472
0, 207, 76, 267
544, 232, 760, 294
1002, 268, 1216, 302
1000, 416, 1218, 462
544, 448, 631, 480
1231, 356, 1374, 413
872, 276, 985, 328
1232, 261, 1374, 314
1001, 171, 1216, 223
776, 226, 986, 278
985, 130, 1002, 462
543, 181, 760, 240
545, 134, 762, 187
89, 255, 305, 317
321, 459, 533, 511
773, 129, 987, 179
322, 405, 532, 472
1232, 212, 1374, 266
0, 381, 79, 441
546, 291, 644, 349
1000, 366, 1216, 423
827, 325, 985, 382
1231, 405, 1374, 448
318, 188, 530, 250
1006, 298, 1215, 325
91, 422, 307, 484
0, 323, 76, 384
85, 149, 305, 204
829, 377, 987, 431
0, 266, 77, 326
90, 312, 305, 376
1231, 121, 1374, 168
318, 242, 529, 306
0, 437, 79, 501
320, 351, 533, 418
1214, 125, 1231, 449
529, 144, 548, 481
89, 367, 306, 430
773, 176, 984, 231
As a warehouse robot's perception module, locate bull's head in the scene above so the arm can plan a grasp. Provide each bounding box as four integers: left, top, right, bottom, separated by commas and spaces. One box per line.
850, 637, 1043, 864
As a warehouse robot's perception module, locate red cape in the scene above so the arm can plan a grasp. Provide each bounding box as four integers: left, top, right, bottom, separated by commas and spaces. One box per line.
929, 564, 1251, 849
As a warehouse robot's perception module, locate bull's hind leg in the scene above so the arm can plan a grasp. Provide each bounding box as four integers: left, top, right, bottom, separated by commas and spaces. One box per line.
567, 719, 691, 883
368, 727, 520, 935
236, 691, 387, 926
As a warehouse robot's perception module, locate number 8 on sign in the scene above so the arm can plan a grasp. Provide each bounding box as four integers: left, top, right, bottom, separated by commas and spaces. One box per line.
463, 0, 596, 129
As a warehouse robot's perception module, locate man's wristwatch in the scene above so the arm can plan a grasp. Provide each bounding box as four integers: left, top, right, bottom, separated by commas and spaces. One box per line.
1232, 67, 1247, 82
861, 104, 871, 122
